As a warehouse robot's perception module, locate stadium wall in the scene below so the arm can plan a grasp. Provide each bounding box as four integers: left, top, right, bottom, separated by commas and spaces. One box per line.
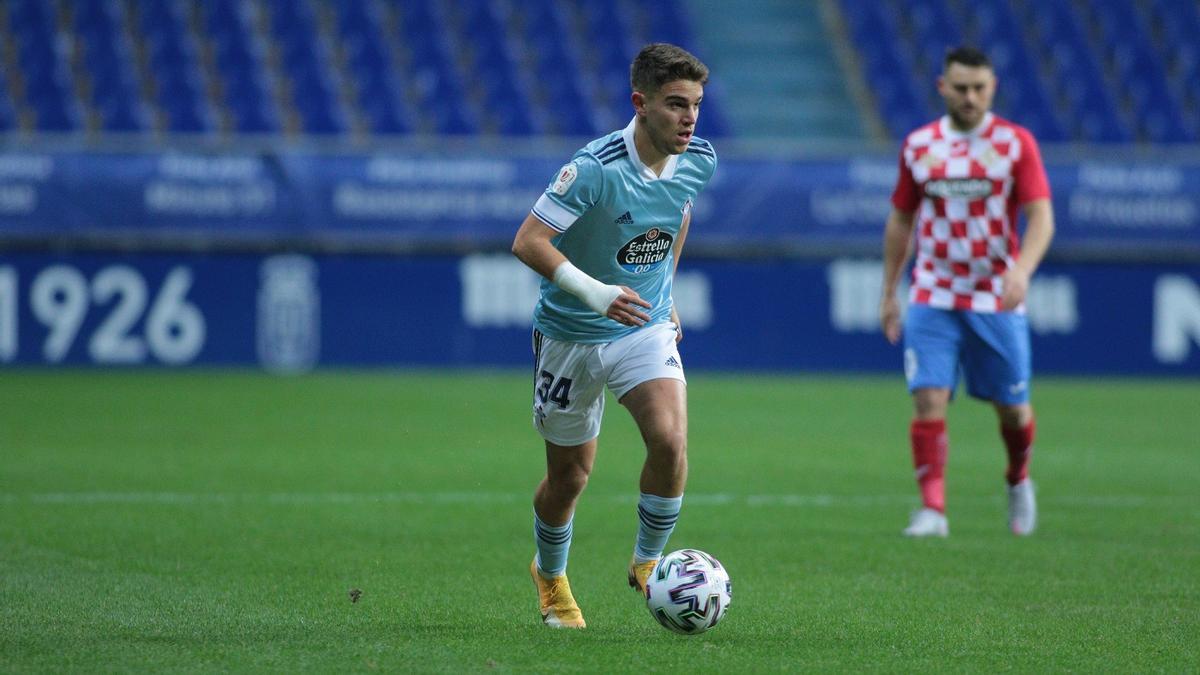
1, 146, 1198, 374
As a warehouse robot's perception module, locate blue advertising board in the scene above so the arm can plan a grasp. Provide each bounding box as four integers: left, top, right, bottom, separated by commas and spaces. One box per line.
1, 149, 1198, 256
1, 251, 1197, 375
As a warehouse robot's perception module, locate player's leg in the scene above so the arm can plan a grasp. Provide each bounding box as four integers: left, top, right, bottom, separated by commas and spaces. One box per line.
962, 311, 1037, 535
607, 322, 688, 590
995, 401, 1034, 486
902, 305, 961, 537
527, 331, 605, 627
912, 386, 951, 509
533, 439, 596, 576
529, 439, 594, 628
996, 402, 1037, 535
620, 377, 687, 591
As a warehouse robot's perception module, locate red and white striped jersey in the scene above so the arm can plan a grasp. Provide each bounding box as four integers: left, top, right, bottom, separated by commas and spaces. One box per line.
891, 112, 1050, 312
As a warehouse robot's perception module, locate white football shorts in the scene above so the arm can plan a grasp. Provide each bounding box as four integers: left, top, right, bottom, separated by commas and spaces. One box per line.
530, 321, 686, 446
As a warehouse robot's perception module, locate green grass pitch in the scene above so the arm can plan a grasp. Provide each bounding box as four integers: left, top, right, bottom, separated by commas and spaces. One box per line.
1, 371, 1197, 672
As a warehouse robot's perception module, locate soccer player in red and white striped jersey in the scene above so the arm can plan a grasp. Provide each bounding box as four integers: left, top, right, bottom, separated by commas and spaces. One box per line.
880, 46, 1055, 537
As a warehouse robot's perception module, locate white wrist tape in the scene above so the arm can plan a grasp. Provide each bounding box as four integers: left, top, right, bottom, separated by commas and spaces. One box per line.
553, 261, 621, 316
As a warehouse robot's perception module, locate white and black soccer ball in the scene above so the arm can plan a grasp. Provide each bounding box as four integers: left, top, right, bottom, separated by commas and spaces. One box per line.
644, 548, 732, 635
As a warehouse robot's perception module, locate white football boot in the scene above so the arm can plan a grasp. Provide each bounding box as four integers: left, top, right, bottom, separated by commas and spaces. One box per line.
903, 507, 949, 537
1007, 478, 1037, 536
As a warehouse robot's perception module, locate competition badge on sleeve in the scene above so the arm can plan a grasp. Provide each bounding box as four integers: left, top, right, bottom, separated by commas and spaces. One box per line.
551, 162, 578, 195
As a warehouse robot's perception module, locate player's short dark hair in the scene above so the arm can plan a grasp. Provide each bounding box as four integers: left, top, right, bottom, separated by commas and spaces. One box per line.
944, 46, 992, 70
630, 43, 709, 94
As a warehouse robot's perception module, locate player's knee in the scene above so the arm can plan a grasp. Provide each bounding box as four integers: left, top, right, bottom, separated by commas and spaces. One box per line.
547, 463, 590, 497
996, 403, 1032, 428
913, 388, 950, 419
647, 426, 687, 465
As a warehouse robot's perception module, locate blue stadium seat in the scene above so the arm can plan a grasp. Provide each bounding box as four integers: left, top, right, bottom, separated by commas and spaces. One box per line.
9, 0, 55, 35
467, 27, 540, 136
88, 57, 150, 132
202, 2, 281, 134
696, 82, 732, 139
1091, 3, 1194, 142
97, 96, 150, 132
13, 0, 82, 131
1026, 0, 1132, 142
224, 68, 280, 133
264, 1, 347, 137
154, 66, 214, 133
845, 3, 931, 135
1150, 0, 1200, 85
523, 0, 571, 41
1147, 0, 1200, 139
397, 0, 480, 134
205, 0, 244, 36
0, 82, 16, 131
291, 70, 347, 136
332, 0, 372, 38
229, 100, 280, 134
906, 0, 964, 78
138, 0, 188, 45
960, 0, 1066, 141
351, 66, 413, 135
841, 1, 933, 134
532, 39, 600, 136
643, 0, 693, 47
23, 64, 81, 132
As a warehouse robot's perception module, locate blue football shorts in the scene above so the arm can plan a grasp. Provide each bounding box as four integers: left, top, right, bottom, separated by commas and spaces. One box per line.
902, 304, 1032, 404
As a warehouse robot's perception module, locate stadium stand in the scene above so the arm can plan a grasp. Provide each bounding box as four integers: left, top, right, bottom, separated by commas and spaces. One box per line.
838, 0, 1199, 143
0, 0, 730, 139
0, 0, 1196, 143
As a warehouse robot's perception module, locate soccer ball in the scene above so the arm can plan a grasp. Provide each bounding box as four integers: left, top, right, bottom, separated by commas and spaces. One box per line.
644, 548, 732, 635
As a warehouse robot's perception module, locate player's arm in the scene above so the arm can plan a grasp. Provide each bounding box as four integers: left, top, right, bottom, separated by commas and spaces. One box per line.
880, 207, 916, 345
1001, 198, 1055, 309
667, 210, 691, 343
511, 213, 652, 326
1002, 129, 1056, 310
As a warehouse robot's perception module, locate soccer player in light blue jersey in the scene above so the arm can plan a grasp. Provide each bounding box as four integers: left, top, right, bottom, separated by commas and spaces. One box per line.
511, 43, 717, 629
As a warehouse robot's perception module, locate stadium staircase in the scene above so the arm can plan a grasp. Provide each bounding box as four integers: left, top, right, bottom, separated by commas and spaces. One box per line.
687, 0, 866, 140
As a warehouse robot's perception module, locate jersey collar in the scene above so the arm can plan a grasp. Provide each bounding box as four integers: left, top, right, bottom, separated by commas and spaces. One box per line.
939, 111, 993, 139
623, 117, 679, 181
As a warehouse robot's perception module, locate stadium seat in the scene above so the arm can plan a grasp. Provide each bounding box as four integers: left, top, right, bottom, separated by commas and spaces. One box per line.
0, 83, 16, 131
643, 0, 693, 47
1090, 3, 1194, 142
907, 0, 964, 78
1024, 0, 1132, 142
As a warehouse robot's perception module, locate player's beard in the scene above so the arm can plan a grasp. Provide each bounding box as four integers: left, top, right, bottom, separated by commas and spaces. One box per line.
950, 105, 984, 131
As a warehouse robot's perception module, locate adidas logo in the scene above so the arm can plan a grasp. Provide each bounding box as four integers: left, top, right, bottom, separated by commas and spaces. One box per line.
664, 355, 681, 368
614, 211, 634, 225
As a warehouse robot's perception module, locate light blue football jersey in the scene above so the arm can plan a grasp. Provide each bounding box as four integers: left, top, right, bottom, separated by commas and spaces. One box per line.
529, 118, 717, 343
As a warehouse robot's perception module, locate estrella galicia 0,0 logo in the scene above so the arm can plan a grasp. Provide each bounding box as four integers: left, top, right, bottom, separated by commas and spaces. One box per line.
617, 228, 674, 273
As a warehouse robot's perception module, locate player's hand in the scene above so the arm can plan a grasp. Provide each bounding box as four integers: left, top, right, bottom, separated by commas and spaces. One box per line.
607, 287, 652, 326
1001, 266, 1031, 310
880, 296, 902, 345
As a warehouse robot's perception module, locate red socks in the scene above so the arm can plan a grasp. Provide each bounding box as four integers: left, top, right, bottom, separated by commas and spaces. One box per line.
910, 419, 947, 513
911, 417, 1035, 510
1001, 419, 1036, 486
